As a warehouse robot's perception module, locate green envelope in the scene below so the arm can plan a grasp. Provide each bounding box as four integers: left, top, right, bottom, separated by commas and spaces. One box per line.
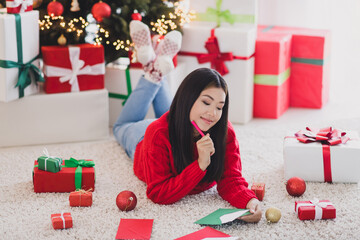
195, 208, 251, 225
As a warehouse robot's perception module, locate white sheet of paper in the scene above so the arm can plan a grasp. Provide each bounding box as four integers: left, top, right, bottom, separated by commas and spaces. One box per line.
219, 209, 250, 223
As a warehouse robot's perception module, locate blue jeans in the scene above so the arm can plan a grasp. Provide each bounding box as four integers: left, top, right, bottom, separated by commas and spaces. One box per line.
113, 76, 172, 160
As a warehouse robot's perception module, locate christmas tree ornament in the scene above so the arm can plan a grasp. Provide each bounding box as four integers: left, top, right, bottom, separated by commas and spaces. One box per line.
91, 1, 111, 22
116, 190, 137, 211
33, 0, 43, 9
131, 12, 142, 21
47, 0, 64, 17
265, 207, 281, 223
57, 34, 67, 46
286, 177, 306, 197
70, 0, 80, 12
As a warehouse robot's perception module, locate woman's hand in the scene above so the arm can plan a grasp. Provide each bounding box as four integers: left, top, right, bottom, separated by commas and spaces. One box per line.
196, 133, 215, 171
239, 198, 262, 223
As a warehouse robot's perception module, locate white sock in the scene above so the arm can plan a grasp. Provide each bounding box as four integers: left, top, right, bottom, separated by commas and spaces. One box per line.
129, 20, 156, 66
153, 31, 182, 77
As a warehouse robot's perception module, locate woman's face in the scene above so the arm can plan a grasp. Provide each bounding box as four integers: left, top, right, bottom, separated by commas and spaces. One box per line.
189, 86, 226, 134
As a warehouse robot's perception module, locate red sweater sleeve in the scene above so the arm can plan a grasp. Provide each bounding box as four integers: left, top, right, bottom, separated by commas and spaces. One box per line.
143, 131, 206, 205
216, 122, 257, 208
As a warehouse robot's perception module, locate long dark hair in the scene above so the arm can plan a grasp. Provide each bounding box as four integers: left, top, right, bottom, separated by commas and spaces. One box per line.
168, 68, 229, 182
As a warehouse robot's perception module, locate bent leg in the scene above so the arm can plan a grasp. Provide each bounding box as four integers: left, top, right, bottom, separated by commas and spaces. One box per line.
152, 77, 173, 118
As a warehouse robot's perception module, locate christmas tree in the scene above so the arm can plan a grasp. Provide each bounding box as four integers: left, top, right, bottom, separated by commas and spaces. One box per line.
0, 0, 192, 63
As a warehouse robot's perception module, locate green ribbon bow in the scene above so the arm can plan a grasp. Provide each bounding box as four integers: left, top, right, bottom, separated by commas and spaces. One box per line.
0, 14, 44, 98
195, 0, 255, 26
64, 158, 95, 190
108, 67, 132, 106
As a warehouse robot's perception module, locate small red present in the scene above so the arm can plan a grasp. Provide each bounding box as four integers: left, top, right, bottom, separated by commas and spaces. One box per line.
42, 44, 105, 94
33, 158, 95, 193
6, 0, 33, 14
69, 190, 93, 207
51, 212, 73, 229
250, 183, 265, 201
295, 199, 336, 220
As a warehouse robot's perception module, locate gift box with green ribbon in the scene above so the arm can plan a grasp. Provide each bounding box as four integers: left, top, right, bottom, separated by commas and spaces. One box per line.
33, 157, 95, 193
190, 0, 258, 26
0, 10, 43, 102
37, 155, 63, 173
258, 25, 331, 109
253, 29, 292, 119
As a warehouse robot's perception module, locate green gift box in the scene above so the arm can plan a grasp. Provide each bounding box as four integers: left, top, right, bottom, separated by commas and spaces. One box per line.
37, 155, 63, 173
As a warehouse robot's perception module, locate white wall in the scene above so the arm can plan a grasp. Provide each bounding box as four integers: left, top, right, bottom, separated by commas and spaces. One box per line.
258, 0, 360, 104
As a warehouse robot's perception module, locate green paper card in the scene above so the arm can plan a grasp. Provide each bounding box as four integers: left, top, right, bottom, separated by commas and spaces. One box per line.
195, 208, 251, 225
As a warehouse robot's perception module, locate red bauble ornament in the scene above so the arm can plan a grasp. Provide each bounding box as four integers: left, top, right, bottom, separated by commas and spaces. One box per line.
91, 1, 111, 22
286, 177, 306, 197
116, 190, 137, 211
131, 13, 142, 21
47, 1, 64, 17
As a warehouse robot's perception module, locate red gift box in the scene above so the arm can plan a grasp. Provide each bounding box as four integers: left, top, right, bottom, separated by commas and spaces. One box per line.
254, 29, 292, 118
258, 25, 331, 109
6, 0, 33, 14
295, 199, 336, 220
33, 158, 95, 193
51, 212, 73, 229
42, 44, 105, 94
69, 190, 93, 207
250, 183, 265, 201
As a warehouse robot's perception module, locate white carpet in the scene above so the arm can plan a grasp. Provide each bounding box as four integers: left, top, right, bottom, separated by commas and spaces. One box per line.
1, 112, 360, 240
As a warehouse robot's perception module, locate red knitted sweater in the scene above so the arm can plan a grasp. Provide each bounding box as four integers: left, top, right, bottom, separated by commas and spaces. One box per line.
133, 112, 256, 208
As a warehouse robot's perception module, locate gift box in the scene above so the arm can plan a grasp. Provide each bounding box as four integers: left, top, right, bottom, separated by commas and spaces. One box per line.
42, 44, 105, 94
284, 127, 360, 183
190, 0, 258, 25
251, 182, 265, 201
37, 154, 63, 173
295, 199, 336, 220
179, 22, 256, 124
6, 0, 33, 14
69, 190, 93, 207
33, 158, 95, 193
253, 28, 292, 118
51, 212, 73, 229
258, 25, 331, 108
0, 89, 109, 147
0, 10, 41, 102
105, 59, 187, 126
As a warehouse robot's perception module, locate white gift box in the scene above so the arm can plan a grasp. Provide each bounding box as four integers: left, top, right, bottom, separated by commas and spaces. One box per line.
105, 62, 187, 126
190, 0, 258, 25
0, 10, 40, 102
179, 22, 256, 124
283, 131, 360, 183
0, 89, 109, 147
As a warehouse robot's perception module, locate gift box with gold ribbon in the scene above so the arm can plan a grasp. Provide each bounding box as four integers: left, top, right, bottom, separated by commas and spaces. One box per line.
69, 190, 93, 207
33, 158, 95, 193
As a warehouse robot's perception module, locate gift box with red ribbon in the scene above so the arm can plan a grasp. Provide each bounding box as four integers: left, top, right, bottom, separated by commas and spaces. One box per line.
51, 212, 73, 229
258, 25, 331, 109
69, 190, 93, 207
42, 44, 105, 94
33, 158, 95, 193
295, 199, 336, 220
179, 22, 256, 124
284, 127, 360, 183
6, 0, 33, 14
253, 29, 292, 118
250, 182, 265, 201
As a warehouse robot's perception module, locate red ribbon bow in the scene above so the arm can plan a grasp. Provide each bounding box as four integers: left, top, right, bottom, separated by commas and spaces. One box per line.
294, 127, 349, 183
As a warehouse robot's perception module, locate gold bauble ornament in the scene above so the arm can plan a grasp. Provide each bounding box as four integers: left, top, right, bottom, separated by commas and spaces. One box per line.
265, 207, 281, 223
57, 34, 67, 46
33, 0, 43, 9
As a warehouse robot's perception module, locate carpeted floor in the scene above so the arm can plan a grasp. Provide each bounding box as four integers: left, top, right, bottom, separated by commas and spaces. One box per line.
1, 107, 360, 239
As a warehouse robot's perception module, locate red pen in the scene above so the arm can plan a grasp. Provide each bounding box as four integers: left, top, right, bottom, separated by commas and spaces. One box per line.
191, 120, 205, 137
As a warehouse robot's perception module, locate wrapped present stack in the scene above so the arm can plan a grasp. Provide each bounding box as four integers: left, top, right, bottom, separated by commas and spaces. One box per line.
0, 7, 109, 147
179, 0, 258, 124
